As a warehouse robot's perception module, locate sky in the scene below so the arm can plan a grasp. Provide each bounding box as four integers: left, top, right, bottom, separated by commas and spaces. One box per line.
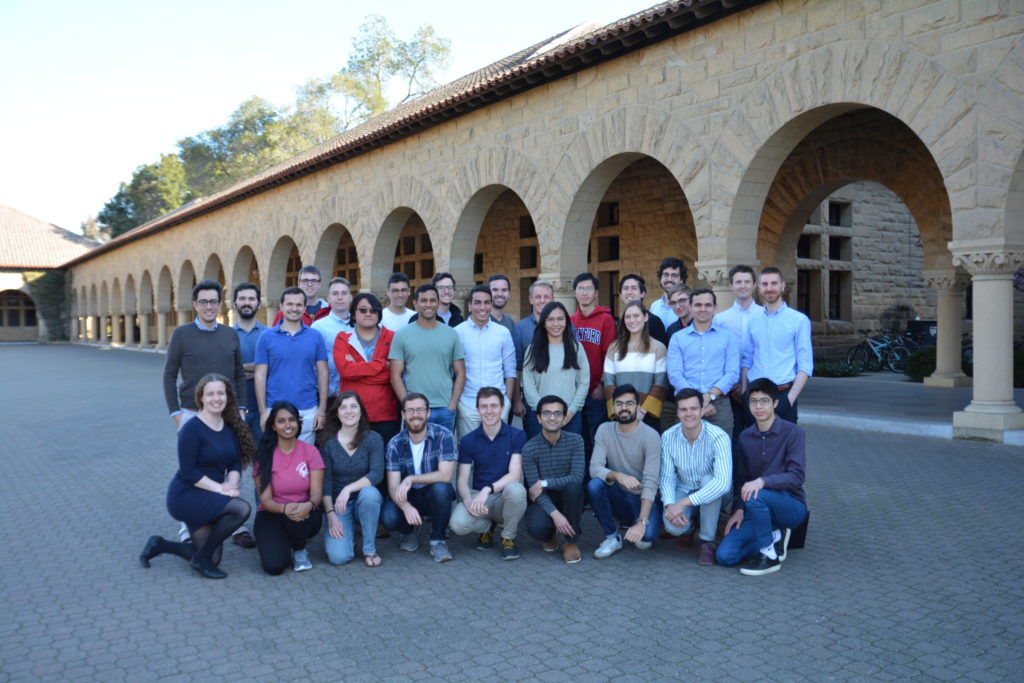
0, 0, 654, 233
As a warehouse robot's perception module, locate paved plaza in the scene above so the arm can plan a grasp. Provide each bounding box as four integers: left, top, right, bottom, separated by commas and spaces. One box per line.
0, 344, 1021, 681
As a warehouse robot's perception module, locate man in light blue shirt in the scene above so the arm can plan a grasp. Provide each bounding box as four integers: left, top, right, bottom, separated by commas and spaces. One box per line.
741, 267, 813, 424
667, 288, 739, 435
455, 285, 516, 439
713, 264, 764, 438
310, 277, 354, 396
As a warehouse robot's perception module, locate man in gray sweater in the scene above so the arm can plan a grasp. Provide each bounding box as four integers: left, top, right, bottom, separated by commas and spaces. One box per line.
588, 384, 662, 559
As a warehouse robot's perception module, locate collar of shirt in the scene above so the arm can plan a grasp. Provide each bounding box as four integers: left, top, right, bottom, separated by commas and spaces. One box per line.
193, 319, 218, 332
274, 322, 309, 336
328, 311, 352, 326
763, 302, 790, 316
472, 422, 508, 443
234, 321, 267, 333
682, 322, 719, 336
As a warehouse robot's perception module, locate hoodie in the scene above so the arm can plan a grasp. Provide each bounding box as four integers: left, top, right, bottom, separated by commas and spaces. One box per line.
571, 305, 617, 393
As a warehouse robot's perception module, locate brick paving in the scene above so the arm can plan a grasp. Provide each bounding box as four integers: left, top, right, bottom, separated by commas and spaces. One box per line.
1, 344, 1021, 681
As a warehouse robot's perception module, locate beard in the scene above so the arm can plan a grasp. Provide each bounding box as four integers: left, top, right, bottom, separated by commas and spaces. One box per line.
616, 410, 637, 424
236, 306, 257, 320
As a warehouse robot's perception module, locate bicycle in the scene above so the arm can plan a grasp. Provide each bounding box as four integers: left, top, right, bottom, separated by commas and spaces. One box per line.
846, 330, 909, 373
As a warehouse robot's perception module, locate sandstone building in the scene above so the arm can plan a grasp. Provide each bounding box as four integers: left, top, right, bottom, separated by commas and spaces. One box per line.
63, 0, 1024, 440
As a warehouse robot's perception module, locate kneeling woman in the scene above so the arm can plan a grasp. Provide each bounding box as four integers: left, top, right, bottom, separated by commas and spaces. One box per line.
140, 373, 255, 579
253, 401, 325, 575
319, 391, 385, 567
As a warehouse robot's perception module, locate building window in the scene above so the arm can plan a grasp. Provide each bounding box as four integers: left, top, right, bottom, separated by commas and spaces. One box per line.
597, 236, 620, 262
828, 201, 851, 227
518, 216, 536, 239
0, 290, 37, 327
520, 246, 538, 270
828, 271, 851, 321
596, 202, 619, 227
473, 253, 484, 276
285, 247, 301, 286
828, 236, 851, 261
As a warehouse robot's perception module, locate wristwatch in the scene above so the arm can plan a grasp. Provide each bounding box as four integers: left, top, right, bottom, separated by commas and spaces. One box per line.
540, 479, 548, 489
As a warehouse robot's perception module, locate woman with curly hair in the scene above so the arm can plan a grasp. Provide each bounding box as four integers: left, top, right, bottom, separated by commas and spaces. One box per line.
603, 300, 670, 432
252, 401, 325, 575
521, 301, 590, 439
319, 391, 385, 567
140, 373, 255, 579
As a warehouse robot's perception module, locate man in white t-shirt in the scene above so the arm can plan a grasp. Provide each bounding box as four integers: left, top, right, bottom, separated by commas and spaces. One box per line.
381, 273, 415, 332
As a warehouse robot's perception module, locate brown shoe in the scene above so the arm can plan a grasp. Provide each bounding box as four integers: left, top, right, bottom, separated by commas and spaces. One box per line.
562, 542, 582, 564
231, 531, 256, 549
697, 541, 717, 566
675, 528, 695, 550
542, 531, 559, 553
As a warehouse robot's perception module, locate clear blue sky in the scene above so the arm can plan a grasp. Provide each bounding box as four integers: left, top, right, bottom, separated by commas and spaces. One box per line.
0, 0, 653, 232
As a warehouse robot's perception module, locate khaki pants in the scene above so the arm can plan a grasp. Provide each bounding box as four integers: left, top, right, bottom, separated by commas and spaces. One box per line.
449, 482, 527, 540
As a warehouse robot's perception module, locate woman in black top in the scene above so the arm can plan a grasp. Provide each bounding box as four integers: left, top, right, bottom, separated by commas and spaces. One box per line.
140, 373, 255, 579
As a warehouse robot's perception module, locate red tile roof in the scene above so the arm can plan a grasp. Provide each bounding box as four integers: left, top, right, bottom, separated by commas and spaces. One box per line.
0, 205, 98, 269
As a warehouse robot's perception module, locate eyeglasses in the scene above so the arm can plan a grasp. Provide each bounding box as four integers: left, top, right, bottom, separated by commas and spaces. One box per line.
613, 400, 637, 408
575, 286, 595, 293
436, 285, 455, 291
669, 299, 690, 307
404, 407, 428, 415
299, 278, 320, 285
540, 410, 564, 418
355, 307, 376, 314
749, 397, 774, 407
195, 299, 220, 307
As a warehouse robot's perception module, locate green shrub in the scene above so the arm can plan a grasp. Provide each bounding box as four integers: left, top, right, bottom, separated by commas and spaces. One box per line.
814, 361, 861, 378
904, 346, 936, 382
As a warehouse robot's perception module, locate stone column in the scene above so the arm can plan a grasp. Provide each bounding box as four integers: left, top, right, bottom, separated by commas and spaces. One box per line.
70, 316, 79, 342
922, 268, 970, 388
950, 250, 1024, 440
138, 312, 151, 348
537, 274, 577, 314
156, 310, 169, 350
111, 315, 123, 345
264, 303, 280, 326
98, 316, 109, 344
123, 312, 135, 346
696, 261, 735, 311
176, 307, 191, 326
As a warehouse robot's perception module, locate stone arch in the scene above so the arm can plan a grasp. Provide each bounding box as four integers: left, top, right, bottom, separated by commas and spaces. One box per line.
267, 236, 300, 305
990, 38, 1024, 245
449, 147, 546, 286
99, 281, 110, 317
202, 253, 225, 284
156, 266, 174, 312
314, 223, 361, 289
110, 278, 123, 341
1005, 146, 1024, 246
176, 260, 196, 312
230, 245, 262, 294
139, 271, 155, 314
88, 283, 97, 319
550, 105, 708, 281
713, 40, 976, 265
124, 274, 137, 314
366, 175, 450, 291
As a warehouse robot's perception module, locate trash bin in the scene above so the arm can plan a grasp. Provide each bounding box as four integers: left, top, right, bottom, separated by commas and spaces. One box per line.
907, 319, 937, 347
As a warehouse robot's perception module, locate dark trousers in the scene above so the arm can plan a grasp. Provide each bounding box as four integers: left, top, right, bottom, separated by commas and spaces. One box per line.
525, 483, 584, 541
371, 420, 402, 500
381, 483, 454, 541
254, 509, 323, 575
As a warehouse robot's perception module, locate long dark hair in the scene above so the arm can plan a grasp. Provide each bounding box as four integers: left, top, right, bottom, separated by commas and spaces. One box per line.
525, 301, 579, 373
254, 401, 301, 493
613, 300, 652, 360
318, 391, 370, 450
194, 373, 254, 467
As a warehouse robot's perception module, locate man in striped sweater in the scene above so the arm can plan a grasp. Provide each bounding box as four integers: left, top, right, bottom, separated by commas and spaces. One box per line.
659, 387, 733, 566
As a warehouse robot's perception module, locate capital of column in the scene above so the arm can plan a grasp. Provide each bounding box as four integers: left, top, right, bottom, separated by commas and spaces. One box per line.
950, 250, 1024, 277
695, 260, 732, 289
921, 268, 970, 294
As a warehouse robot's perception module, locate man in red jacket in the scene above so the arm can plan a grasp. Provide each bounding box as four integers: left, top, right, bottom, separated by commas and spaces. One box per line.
570, 273, 617, 482
272, 265, 331, 326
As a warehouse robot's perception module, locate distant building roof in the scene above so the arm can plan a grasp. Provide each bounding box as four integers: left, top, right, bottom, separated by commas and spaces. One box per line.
0, 204, 98, 269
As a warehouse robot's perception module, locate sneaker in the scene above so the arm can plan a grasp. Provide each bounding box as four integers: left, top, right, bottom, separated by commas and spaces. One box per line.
593, 534, 623, 559
634, 540, 652, 551
178, 522, 191, 543
292, 549, 313, 572
399, 529, 420, 553
562, 542, 582, 564
476, 523, 495, 551
500, 538, 520, 560
675, 528, 695, 549
697, 541, 717, 566
430, 541, 453, 563
739, 552, 781, 576
542, 530, 559, 553
775, 528, 791, 562
231, 530, 256, 549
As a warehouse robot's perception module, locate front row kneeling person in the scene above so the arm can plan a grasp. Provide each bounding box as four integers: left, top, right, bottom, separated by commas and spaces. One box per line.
588, 384, 662, 558
449, 387, 528, 560
523, 394, 586, 564
140, 373, 255, 579
717, 378, 808, 575
381, 393, 457, 563
252, 401, 325, 575
320, 391, 385, 567
659, 387, 733, 566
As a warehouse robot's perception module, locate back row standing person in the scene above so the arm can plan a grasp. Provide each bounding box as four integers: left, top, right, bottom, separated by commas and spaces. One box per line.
389, 283, 465, 434
571, 273, 616, 487
455, 285, 516, 439
381, 273, 414, 332
254, 286, 329, 445
511, 280, 554, 421
488, 274, 516, 333
713, 264, 764, 438
648, 257, 687, 331
740, 267, 812, 425
521, 301, 590, 440
310, 277, 354, 398
409, 272, 464, 327
272, 265, 330, 326
618, 273, 668, 346
603, 299, 669, 433
163, 279, 248, 546
231, 282, 268, 444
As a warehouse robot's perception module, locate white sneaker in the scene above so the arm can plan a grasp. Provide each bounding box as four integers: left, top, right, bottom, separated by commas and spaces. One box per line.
634, 540, 652, 550
292, 549, 313, 572
593, 534, 623, 559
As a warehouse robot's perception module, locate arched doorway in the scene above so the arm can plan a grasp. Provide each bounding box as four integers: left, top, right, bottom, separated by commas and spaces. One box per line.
0, 290, 38, 342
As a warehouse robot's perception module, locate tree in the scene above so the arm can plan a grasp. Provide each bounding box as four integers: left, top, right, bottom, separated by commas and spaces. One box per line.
98, 154, 192, 237
79, 215, 109, 243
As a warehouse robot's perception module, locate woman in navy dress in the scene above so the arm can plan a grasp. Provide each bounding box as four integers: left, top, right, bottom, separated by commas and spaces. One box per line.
140, 373, 256, 578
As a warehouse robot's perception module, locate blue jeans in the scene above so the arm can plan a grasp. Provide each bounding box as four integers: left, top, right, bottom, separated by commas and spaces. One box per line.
716, 489, 807, 566
324, 487, 383, 565
381, 483, 454, 541
426, 407, 455, 434
662, 487, 725, 543
244, 409, 263, 443
581, 395, 607, 462
586, 478, 659, 542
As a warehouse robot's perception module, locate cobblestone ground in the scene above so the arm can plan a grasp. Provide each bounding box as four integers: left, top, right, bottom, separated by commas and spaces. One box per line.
1, 344, 1021, 681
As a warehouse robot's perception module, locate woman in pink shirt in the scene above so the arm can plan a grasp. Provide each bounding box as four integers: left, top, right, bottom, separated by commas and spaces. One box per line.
253, 401, 325, 575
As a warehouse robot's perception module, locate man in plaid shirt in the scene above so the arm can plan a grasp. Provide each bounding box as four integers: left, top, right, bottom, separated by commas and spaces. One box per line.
381, 393, 458, 562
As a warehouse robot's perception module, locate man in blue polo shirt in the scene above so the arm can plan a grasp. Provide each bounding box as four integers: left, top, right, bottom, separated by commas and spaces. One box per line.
449, 387, 527, 560
254, 286, 329, 444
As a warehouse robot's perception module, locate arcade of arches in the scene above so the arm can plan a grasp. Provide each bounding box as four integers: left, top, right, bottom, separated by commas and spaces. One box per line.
66, 0, 1024, 440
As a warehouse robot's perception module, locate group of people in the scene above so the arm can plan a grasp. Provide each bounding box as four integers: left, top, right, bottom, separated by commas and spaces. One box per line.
141, 258, 810, 579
